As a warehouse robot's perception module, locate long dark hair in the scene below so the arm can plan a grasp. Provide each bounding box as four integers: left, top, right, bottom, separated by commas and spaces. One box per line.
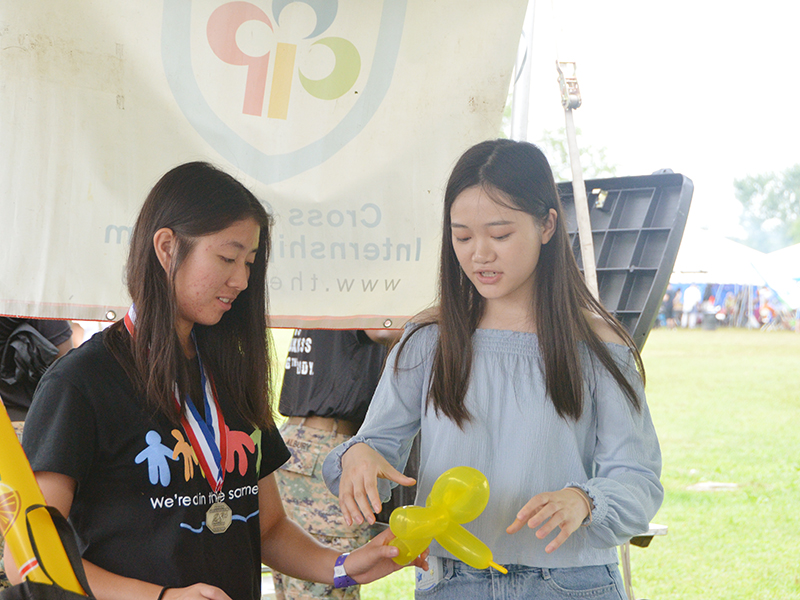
105, 161, 275, 429
399, 139, 644, 427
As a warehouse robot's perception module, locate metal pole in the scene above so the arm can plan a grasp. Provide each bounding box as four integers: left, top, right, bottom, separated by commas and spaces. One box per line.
510, 0, 536, 141
557, 61, 598, 300
564, 109, 598, 298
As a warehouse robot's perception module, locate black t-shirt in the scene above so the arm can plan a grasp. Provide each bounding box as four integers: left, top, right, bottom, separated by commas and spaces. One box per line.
0, 317, 73, 420
278, 330, 387, 423
23, 331, 290, 600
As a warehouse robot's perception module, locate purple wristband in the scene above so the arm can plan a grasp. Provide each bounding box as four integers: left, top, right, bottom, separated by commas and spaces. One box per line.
334, 553, 359, 589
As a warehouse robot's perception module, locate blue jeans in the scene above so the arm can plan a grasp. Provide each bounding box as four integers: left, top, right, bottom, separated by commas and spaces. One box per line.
415, 559, 627, 600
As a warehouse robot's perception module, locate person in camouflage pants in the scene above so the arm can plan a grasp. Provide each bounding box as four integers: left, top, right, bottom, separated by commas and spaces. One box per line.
273, 421, 372, 600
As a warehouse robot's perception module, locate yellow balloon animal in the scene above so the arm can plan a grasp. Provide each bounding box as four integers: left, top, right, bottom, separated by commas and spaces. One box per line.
0, 405, 87, 595
388, 466, 507, 574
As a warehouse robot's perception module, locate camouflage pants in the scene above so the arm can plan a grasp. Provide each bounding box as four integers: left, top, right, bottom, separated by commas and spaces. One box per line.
0, 421, 25, 589
273, 422, 371, 600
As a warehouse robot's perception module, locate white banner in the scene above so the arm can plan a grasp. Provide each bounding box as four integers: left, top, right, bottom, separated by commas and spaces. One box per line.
0, 1, 526, 328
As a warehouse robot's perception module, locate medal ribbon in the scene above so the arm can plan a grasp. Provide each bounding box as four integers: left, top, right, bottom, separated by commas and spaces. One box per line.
124, 305, 228, 493
180, 342, 227, 492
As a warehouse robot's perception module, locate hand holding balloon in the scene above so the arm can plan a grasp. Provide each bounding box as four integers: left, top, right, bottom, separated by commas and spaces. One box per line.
388, 466, 507, 574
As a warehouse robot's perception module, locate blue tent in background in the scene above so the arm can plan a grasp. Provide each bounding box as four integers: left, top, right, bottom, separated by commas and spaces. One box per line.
670, 228, 799, 328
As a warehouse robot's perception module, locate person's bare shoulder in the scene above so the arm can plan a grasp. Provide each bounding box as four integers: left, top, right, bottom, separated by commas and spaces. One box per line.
363, 328, 402, 345
583, 309, 626, 345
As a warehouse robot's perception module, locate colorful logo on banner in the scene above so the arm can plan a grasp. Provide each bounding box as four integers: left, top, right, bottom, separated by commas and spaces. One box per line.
162, 0, 406, 185
207, 1, 362, 119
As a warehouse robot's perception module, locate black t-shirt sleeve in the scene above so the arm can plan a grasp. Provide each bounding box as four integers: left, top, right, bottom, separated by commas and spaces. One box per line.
33, 320, 74, 347
257, 424, 291, 479
23, 370, 97, 483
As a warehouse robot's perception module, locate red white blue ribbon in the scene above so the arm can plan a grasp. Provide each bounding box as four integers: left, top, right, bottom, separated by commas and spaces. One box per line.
179, 346, 227, 492
124, 305, 228, 492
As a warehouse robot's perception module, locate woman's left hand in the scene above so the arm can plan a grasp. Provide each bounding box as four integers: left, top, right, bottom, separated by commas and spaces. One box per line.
344, 527, 429, 584
506, 488, 592, 553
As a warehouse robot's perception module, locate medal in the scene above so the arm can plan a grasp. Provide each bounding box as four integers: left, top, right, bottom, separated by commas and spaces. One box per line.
179, 339, 231, 534
206, 501, 233, 534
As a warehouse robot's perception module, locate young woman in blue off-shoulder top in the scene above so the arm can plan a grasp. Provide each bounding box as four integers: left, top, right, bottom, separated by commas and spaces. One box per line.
323, 139, 663, 600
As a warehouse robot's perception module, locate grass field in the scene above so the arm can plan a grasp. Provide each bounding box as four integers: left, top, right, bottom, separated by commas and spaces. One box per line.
358, 328, 800, 600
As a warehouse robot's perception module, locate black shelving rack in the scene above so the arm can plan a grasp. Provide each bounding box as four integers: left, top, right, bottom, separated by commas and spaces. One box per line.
558, 173, 694, 351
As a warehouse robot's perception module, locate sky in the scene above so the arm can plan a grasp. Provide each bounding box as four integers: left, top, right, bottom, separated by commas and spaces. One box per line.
513, 0, 800, 241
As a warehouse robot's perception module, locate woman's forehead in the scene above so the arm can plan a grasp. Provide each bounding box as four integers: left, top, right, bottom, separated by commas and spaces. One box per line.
451, 187, 526, 223
200, 218, 261, 251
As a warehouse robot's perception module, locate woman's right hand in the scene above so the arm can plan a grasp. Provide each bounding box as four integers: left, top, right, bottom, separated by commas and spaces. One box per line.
162, 584, 232, 600
339, 443, 416, 526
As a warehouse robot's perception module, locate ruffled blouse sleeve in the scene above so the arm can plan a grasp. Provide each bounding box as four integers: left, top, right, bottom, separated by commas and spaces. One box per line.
568, 344, 664, 547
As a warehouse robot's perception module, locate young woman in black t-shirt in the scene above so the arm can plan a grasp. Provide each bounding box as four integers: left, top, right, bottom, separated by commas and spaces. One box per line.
3, 162, 426, 600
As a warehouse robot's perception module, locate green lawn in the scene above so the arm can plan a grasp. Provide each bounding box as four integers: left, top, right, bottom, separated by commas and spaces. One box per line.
360, 328, 800, 599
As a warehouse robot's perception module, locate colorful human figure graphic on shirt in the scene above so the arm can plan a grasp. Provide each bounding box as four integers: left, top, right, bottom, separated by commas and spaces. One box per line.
172, 429, 199, 482
137, 427, 261, 487
250, 429, 263, 475
135, 431, 176, 486
226, 425, 255, 476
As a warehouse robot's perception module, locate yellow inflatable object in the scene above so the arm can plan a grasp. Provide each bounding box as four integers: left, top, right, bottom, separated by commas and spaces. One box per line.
0, 406, 87, 595
389, 466, 507, 574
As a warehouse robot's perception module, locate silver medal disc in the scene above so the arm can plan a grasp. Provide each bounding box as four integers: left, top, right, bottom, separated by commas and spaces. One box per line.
206, 501, 233, 534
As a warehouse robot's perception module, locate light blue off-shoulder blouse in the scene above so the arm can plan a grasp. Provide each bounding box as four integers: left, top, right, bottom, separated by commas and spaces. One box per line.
323, 324, 663, 568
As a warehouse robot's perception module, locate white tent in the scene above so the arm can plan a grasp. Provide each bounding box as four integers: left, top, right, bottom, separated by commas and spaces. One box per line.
765, 243, 800, 281
670, 227, 766, 286
671, 228, 800, 310
753, 244, 800, 309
